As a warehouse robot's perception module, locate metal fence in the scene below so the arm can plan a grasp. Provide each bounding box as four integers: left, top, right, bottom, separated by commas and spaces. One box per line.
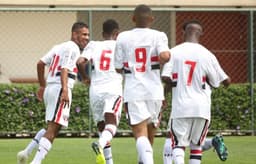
0, 7, 255, 134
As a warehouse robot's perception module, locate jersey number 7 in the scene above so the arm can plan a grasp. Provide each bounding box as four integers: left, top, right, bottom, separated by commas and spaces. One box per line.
185, 60, 196, 86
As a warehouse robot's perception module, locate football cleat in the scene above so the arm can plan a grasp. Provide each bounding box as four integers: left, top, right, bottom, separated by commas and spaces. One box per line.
91, 142, 106, 164
17, 150, 29, 164
212, 135, 228, 161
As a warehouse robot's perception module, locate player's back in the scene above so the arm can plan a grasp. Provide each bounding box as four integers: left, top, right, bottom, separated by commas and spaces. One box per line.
83, 40, 122, 94
116, 28, 168, 101
170, 42, 214, 119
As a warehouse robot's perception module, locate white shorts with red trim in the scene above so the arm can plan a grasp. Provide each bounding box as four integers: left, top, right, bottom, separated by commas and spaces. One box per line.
44, 84, 72, 127
169, 118, 209, 147
126, 100, 162, 125
90, 93, 122, 124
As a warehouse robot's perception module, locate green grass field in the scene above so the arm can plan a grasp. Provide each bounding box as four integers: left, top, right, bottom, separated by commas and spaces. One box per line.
0, 136, 255, 164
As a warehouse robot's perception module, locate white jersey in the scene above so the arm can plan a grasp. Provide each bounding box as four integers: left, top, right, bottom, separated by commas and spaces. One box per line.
81, 40, 122, 96
115, 28, 169, 102
162, 42, 228, 120
41, 41, 80, 89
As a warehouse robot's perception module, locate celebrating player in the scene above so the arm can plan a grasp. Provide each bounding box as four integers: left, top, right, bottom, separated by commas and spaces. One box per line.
17, 22, 89, 164
114, 4, 170, 164
161, 20, 230, 164
76, 19, 122, 164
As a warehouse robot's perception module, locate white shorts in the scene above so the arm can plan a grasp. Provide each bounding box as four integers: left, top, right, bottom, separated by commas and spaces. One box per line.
126, 100, 162, 125
44, 84, 72, 127
90, 93, 122, 124
169, 118, 209, 147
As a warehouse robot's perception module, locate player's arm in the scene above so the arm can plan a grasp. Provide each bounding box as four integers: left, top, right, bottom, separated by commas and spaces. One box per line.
159, 51, 171, 65
222, 77, 231, 88
76, 57, 90, 84
60, 68, 69, 107
114, 37, 124, 74
206, 54, 231, 88
36, 60, 46, 101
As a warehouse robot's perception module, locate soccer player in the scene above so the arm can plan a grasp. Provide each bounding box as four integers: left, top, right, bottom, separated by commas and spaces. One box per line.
76, 19, 122, 164
161, 20, 230, 164
163, 133, 228, 163
17, 22, 89, 164
114, 4, 170, 164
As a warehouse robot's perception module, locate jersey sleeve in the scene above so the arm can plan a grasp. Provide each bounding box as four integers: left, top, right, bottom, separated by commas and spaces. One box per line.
40, 46, 57, 66
161, 57, 173, 78
81, 41, 94, 61
156, 32, 169, 54
206, 53, 229, 88
114, 35, 124, 69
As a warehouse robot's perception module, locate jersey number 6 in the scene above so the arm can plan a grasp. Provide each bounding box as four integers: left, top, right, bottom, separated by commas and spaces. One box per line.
100, 50, 112, 71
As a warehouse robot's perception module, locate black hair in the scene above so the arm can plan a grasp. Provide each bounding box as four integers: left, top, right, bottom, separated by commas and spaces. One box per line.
71, 22, 89, 32
134, 4, 152, 15
103, 19, 119, 34
182, 20, 202, 31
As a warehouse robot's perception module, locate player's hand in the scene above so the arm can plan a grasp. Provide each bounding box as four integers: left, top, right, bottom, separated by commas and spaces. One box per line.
162, 99, 168, 110
82, 79, 90, 85
60, 89, 69, 108
36, 86, 45, 102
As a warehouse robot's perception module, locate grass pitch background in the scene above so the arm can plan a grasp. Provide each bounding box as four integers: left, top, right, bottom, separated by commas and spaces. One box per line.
0, 136, 255, 164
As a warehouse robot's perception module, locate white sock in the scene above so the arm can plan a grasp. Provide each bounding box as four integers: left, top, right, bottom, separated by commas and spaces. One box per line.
173, 147, 185, 164
189, 144, 202, 164
99, 124, 116, 148
31, 137, 52, 164
202, 138, 212, 151
24, 129, 46, 155
136, 136, 153, 164
104, 144, 113, 164
163, 138, 173, 164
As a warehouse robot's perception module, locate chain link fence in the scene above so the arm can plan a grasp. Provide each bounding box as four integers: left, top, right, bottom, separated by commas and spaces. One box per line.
0, 8, 255, 134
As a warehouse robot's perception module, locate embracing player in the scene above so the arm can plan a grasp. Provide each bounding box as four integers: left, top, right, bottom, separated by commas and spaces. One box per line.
17, 22, 89, 164
77, 19, 122, 164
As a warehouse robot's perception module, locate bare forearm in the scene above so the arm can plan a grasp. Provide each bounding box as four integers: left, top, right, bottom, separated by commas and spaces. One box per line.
37, 60, 46, 87
61, 68, 69, 90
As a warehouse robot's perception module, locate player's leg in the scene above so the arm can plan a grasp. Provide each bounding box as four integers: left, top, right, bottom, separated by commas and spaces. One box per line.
171, 118, 193, 164
92, 95, 122, 164
100, 95, 122, 164
163, 132, 173, 164
30, 121, 61, 164
189, 118, 209, 164
127, 101, 153, 164
189, 144, 202, 164
201, 138, 213, 151
17, 128, 46, 164
30, 85, 70, 164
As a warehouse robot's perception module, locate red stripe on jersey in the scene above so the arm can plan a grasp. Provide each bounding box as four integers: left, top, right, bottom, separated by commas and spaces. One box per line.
202, 76, 207, 82
50, 55, 60, 77
113, 97, 122, 114
55, 102, 65, 123
123, 62, 128, 67
73, 67, 78, 73
190, 149, 202, 155
151, 56, 159, 62
172, 73, 178, 79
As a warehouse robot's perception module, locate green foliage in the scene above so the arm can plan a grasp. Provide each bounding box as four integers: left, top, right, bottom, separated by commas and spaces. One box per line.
0, 83, 255, 134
